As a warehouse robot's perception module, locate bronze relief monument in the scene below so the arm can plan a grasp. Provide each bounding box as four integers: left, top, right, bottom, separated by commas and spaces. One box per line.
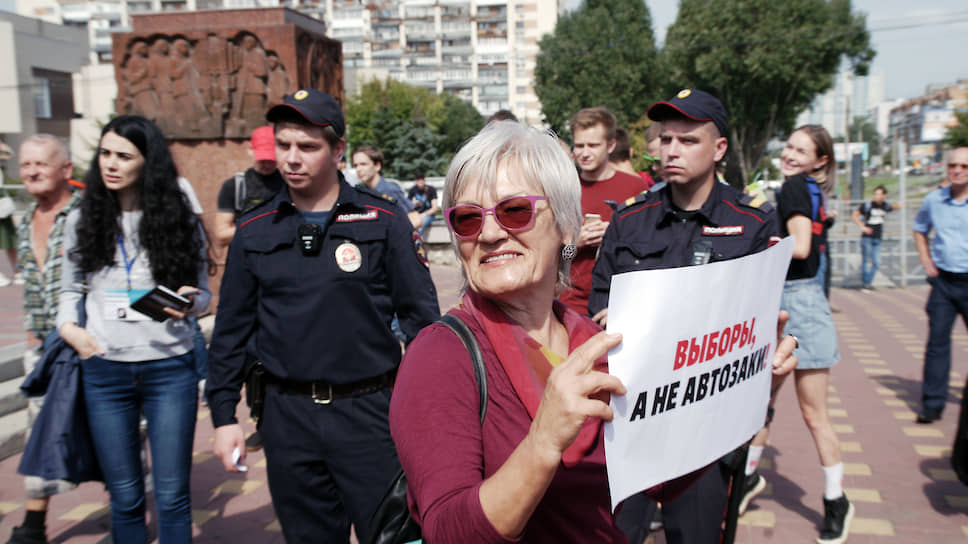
110, 8, 344, 294
113, 8, 341, 141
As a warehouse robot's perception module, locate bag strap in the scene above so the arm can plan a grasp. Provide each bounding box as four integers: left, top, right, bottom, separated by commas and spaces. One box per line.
440, 313, 487, 424
234, 172, 246, 214
806, 179, 823, 222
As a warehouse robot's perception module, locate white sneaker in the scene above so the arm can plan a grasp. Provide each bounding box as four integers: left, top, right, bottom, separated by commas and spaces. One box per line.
0, 274, 11, 287
13, 272, 23, 285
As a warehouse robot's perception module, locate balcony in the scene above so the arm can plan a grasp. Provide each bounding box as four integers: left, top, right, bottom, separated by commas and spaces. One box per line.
405, 6, 434, 20
406, 71, 439, 88
127, 1, 152, 13
441, 23, 471, 39
404, 25, 436, 41
372, 44, 403, 57
442, 74, 473, 88
475, 7, 507, 23
61, 5, 92, 24
93, 36, 113, 53
477, 72, 508, 86
160, 0, 188, 11
372, 29, 401, 42
441, 54, 471, 67
370, 7, 401, 22
476, 38, 508, 56
441, 6, 469, 19
477, 53, 507, 65
408, 56, 439, 67
331, 27, 365, 40
441, 40, 472, 55
406, 42, 436, 56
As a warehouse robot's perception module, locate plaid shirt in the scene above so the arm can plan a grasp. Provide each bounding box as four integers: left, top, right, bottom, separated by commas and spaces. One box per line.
17, 193, 81, 341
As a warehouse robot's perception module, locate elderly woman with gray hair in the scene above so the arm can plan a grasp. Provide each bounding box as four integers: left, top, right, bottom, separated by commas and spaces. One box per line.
390, 122, 750, 542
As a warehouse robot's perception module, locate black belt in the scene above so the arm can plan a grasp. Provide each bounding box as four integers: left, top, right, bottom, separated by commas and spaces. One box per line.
938, 269, 968, 280
267, 371, 395, 405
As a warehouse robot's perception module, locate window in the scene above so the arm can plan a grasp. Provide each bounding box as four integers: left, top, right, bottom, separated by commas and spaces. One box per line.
34, 78, 51, 119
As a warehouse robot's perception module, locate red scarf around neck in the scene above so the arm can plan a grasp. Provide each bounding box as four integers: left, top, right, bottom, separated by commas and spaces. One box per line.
460, 290, 609, 467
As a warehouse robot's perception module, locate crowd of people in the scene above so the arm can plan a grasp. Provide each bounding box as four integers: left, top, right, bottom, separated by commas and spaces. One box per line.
3, 84, 966, 544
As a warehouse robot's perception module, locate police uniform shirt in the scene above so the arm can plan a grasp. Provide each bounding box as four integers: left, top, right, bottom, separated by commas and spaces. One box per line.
588, 181, 779, 316
207, 175, 440, 427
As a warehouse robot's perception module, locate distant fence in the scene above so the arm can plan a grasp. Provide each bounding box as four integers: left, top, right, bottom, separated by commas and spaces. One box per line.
824, 198, 927, 289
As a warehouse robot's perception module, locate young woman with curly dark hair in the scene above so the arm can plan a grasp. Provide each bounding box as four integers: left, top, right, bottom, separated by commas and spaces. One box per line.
57, 115, 211, 543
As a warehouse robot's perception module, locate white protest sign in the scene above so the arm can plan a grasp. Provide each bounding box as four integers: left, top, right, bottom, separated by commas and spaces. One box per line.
604, 237, 793, 511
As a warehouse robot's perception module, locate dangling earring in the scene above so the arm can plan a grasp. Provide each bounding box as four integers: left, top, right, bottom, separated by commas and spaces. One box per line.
561, 243, 577, 262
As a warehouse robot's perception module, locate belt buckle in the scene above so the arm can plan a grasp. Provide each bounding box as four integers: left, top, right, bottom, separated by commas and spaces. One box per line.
311, 382, 333, 405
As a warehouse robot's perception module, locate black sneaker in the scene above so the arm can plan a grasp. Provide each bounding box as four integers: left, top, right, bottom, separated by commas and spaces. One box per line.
245, 430, 263, 452
917, 409, 942, 424
738, 472, 766, 515
817, 494, 853, 544
6, 525, 48, 544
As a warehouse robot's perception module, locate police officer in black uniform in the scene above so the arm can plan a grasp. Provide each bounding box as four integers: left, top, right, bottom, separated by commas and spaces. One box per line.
207, 89, 440, 543
589, 89, 779, 544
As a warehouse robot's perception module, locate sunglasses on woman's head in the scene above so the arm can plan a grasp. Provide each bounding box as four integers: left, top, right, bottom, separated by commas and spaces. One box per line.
445, 195, 549, 239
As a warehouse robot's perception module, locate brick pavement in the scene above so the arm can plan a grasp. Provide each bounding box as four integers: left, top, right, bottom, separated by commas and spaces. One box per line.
3, 268, 968, 543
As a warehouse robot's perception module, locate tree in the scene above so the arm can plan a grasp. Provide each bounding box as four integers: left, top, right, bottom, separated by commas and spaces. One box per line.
534, 0, 661, 137
847, 115, 880, 156
660, 0, 875, 183
944, 110, 968, 149
345, 78, 484, 178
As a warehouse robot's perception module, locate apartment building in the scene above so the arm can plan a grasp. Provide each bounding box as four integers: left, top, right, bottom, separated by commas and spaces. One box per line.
0, 9, 88, 178
16, 0, 560, 123
320, 0, 558, 123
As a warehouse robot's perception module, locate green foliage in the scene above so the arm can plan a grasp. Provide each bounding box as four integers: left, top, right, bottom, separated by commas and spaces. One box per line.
848, 115, 880, 156
944, 110, 968, 149
345, 79, 484, 178
626, 114, 656, 173
660, 0, 875, 183
535, 0, 661, 137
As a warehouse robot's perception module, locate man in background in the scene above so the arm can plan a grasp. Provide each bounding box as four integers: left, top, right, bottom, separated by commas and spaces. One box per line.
214, 125, 284, 248
558, 107, 650, 316
851, 185, 898, 291
352, 145, 420, 227
913, 147, 968, 424
609, 127, 655, 188
7, 135, 82, 544
407, 173, 438, 238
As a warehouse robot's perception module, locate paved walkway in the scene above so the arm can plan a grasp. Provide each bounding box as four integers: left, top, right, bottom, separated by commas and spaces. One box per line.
2, 264, 968, 543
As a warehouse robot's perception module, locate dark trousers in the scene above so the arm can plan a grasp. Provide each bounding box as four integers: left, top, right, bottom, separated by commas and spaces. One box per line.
616, 462, 730, 544
923, 271, 968, 413
260, 386, 401, 544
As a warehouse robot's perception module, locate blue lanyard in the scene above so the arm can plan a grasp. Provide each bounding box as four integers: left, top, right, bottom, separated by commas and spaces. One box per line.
117, 234, 136, 292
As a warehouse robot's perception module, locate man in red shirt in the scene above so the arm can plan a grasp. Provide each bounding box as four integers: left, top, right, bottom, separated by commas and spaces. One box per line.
559, 107, 650, 316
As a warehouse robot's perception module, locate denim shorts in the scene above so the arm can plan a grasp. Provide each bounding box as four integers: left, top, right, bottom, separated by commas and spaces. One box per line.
781, 276, 840, 369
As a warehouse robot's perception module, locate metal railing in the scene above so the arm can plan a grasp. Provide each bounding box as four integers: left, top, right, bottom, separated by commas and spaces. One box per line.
823, 198, 927, 288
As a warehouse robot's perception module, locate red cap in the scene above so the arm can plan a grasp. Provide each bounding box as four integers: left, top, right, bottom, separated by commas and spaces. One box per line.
250, 126, 276, 162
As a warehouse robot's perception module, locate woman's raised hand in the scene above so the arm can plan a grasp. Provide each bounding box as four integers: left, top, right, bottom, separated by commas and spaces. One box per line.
527, 331, 626, 461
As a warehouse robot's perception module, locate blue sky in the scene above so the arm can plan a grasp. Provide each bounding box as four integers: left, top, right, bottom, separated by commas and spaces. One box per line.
580, 0, 968, 101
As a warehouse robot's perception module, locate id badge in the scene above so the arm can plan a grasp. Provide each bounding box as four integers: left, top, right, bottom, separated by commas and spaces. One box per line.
104, 288, 151, 321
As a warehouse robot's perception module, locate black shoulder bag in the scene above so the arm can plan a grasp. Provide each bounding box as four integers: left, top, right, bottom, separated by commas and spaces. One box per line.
365, 313, 488, 544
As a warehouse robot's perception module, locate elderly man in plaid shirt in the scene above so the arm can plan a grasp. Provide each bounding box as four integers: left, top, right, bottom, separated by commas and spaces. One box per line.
7, 134, 82, 544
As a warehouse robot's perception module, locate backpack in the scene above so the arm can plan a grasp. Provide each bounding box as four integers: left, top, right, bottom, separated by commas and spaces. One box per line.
805, 178, 826, 235
365, 313, 487, 544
